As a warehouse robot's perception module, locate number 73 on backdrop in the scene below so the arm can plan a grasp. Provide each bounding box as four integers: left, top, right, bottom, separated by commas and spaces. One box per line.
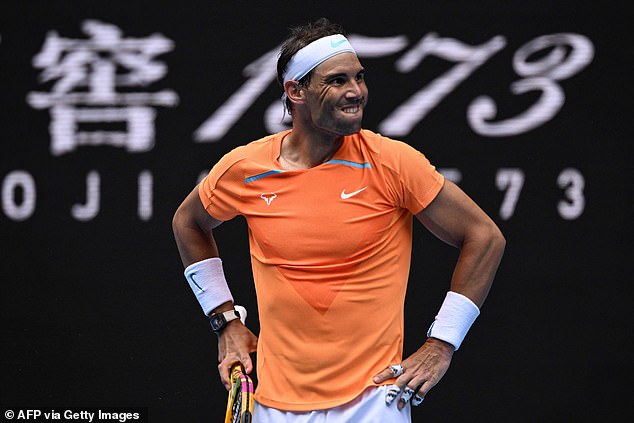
194, 32, 594, 141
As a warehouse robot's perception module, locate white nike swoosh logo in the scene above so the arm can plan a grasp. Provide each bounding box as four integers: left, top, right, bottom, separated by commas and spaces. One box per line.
341, 186, 367, 199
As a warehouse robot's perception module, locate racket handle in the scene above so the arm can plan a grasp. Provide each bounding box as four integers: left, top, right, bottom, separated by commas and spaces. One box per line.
235, 305, 247, 324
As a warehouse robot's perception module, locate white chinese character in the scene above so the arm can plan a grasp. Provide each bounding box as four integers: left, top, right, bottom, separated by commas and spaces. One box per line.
27, 20, 179, 155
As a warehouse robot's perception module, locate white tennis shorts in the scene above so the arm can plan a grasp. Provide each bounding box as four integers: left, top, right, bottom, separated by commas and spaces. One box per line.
253, 385, 412, 422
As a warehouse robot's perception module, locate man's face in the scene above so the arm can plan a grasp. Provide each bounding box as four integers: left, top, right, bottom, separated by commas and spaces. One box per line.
302, 52, 368, 136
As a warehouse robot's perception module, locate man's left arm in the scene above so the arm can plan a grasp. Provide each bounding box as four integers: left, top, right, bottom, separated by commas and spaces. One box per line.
416, 179, 505, 307
374, 179, 505, 408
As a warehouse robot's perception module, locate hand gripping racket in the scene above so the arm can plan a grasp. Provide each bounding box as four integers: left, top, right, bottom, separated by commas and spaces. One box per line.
223, 305, 254, 423
224, 364, 254, 423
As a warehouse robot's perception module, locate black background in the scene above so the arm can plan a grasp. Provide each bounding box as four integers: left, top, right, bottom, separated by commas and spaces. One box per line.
1, 1, 632, 422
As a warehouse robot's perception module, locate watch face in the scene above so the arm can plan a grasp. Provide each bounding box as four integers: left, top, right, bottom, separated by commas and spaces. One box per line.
210, 314, 225, 331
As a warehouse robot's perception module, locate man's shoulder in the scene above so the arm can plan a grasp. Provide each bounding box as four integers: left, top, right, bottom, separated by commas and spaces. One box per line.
244, 131, 284, 149
356, 128, 385, 143
354, 129, 417, 156
220, 131, 285, 163
208, 131, 284, 183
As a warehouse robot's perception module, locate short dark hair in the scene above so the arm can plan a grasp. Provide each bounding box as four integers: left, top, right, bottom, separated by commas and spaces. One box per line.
276, 18, 347, 113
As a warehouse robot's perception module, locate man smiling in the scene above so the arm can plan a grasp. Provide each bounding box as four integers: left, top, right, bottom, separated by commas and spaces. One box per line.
172, 18, 505, 422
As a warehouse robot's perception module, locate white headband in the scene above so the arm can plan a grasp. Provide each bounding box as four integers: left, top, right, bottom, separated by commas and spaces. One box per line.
281, 34, 356, 111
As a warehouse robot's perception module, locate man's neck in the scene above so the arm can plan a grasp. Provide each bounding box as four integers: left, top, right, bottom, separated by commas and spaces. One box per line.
279, 128, 344, 170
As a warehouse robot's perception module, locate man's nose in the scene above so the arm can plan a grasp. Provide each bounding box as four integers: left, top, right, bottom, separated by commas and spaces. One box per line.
346, 80, 363, 99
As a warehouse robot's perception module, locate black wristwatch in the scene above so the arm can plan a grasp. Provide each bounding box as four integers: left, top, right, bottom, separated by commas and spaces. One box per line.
209, 309, 241, 333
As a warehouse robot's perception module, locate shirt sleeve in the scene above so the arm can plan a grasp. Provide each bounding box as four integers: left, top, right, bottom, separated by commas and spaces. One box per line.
380, 138, 445, 214
198, 147, 246, 221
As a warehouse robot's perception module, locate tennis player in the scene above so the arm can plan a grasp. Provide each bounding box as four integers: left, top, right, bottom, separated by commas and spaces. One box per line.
172, 18, 505, 422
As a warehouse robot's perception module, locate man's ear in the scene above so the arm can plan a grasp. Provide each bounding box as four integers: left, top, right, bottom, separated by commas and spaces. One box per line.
284, 80, 305, 107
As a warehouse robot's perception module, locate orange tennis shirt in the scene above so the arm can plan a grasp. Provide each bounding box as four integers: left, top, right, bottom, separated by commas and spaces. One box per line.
199, 129, 444, 411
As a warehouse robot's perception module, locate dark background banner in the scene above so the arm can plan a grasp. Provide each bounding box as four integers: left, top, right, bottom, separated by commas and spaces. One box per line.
1, 1, 632, 421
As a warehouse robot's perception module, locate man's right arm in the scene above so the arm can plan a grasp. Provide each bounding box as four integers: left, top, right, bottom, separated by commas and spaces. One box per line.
172, 184, 258, 388
172, 184, 223, 267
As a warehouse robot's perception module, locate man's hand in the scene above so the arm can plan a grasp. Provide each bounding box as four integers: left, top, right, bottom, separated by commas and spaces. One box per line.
217, 321, 258, 390
373, 338, 454, 409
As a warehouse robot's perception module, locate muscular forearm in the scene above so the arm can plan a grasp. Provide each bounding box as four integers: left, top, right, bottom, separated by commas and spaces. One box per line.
172, 214, 220, 266
172, 186, 222, 267
449, 222, 505, 307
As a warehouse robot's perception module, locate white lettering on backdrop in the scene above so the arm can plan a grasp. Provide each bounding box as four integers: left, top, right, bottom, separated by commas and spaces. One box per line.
195, 32, 594, 141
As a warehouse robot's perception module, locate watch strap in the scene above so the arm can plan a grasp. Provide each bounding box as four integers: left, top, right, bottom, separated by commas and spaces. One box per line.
210, 308, 240, 333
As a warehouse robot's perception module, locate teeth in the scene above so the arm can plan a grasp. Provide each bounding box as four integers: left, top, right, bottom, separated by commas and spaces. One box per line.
342, 106, 359, 113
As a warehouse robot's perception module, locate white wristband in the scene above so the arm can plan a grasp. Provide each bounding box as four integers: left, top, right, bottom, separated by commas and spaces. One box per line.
184, 257, 234, 316
427, 291, 480, 350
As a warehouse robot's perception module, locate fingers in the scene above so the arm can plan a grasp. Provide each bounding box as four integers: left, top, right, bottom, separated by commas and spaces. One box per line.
376, 363, 409, 405
376, 363, 430, 409
399, 386, 415, 404
384, 383, 425, 409
412, 392, 425, 406
398, 384, 425, 410
218, 362, 232, 390
384, 385, 400, 405
379, 340, 454, 408
218, 353, 253, 390
238, 353, 254, 374
216, 325, 258, 389
389, 364, 404, 377
373, 364, 402, 384
396, 384, 425, 409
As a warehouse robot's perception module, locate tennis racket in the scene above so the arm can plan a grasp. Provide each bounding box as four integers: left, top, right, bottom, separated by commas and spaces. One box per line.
224, 364, 254, 423
223, 305, 253, 423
